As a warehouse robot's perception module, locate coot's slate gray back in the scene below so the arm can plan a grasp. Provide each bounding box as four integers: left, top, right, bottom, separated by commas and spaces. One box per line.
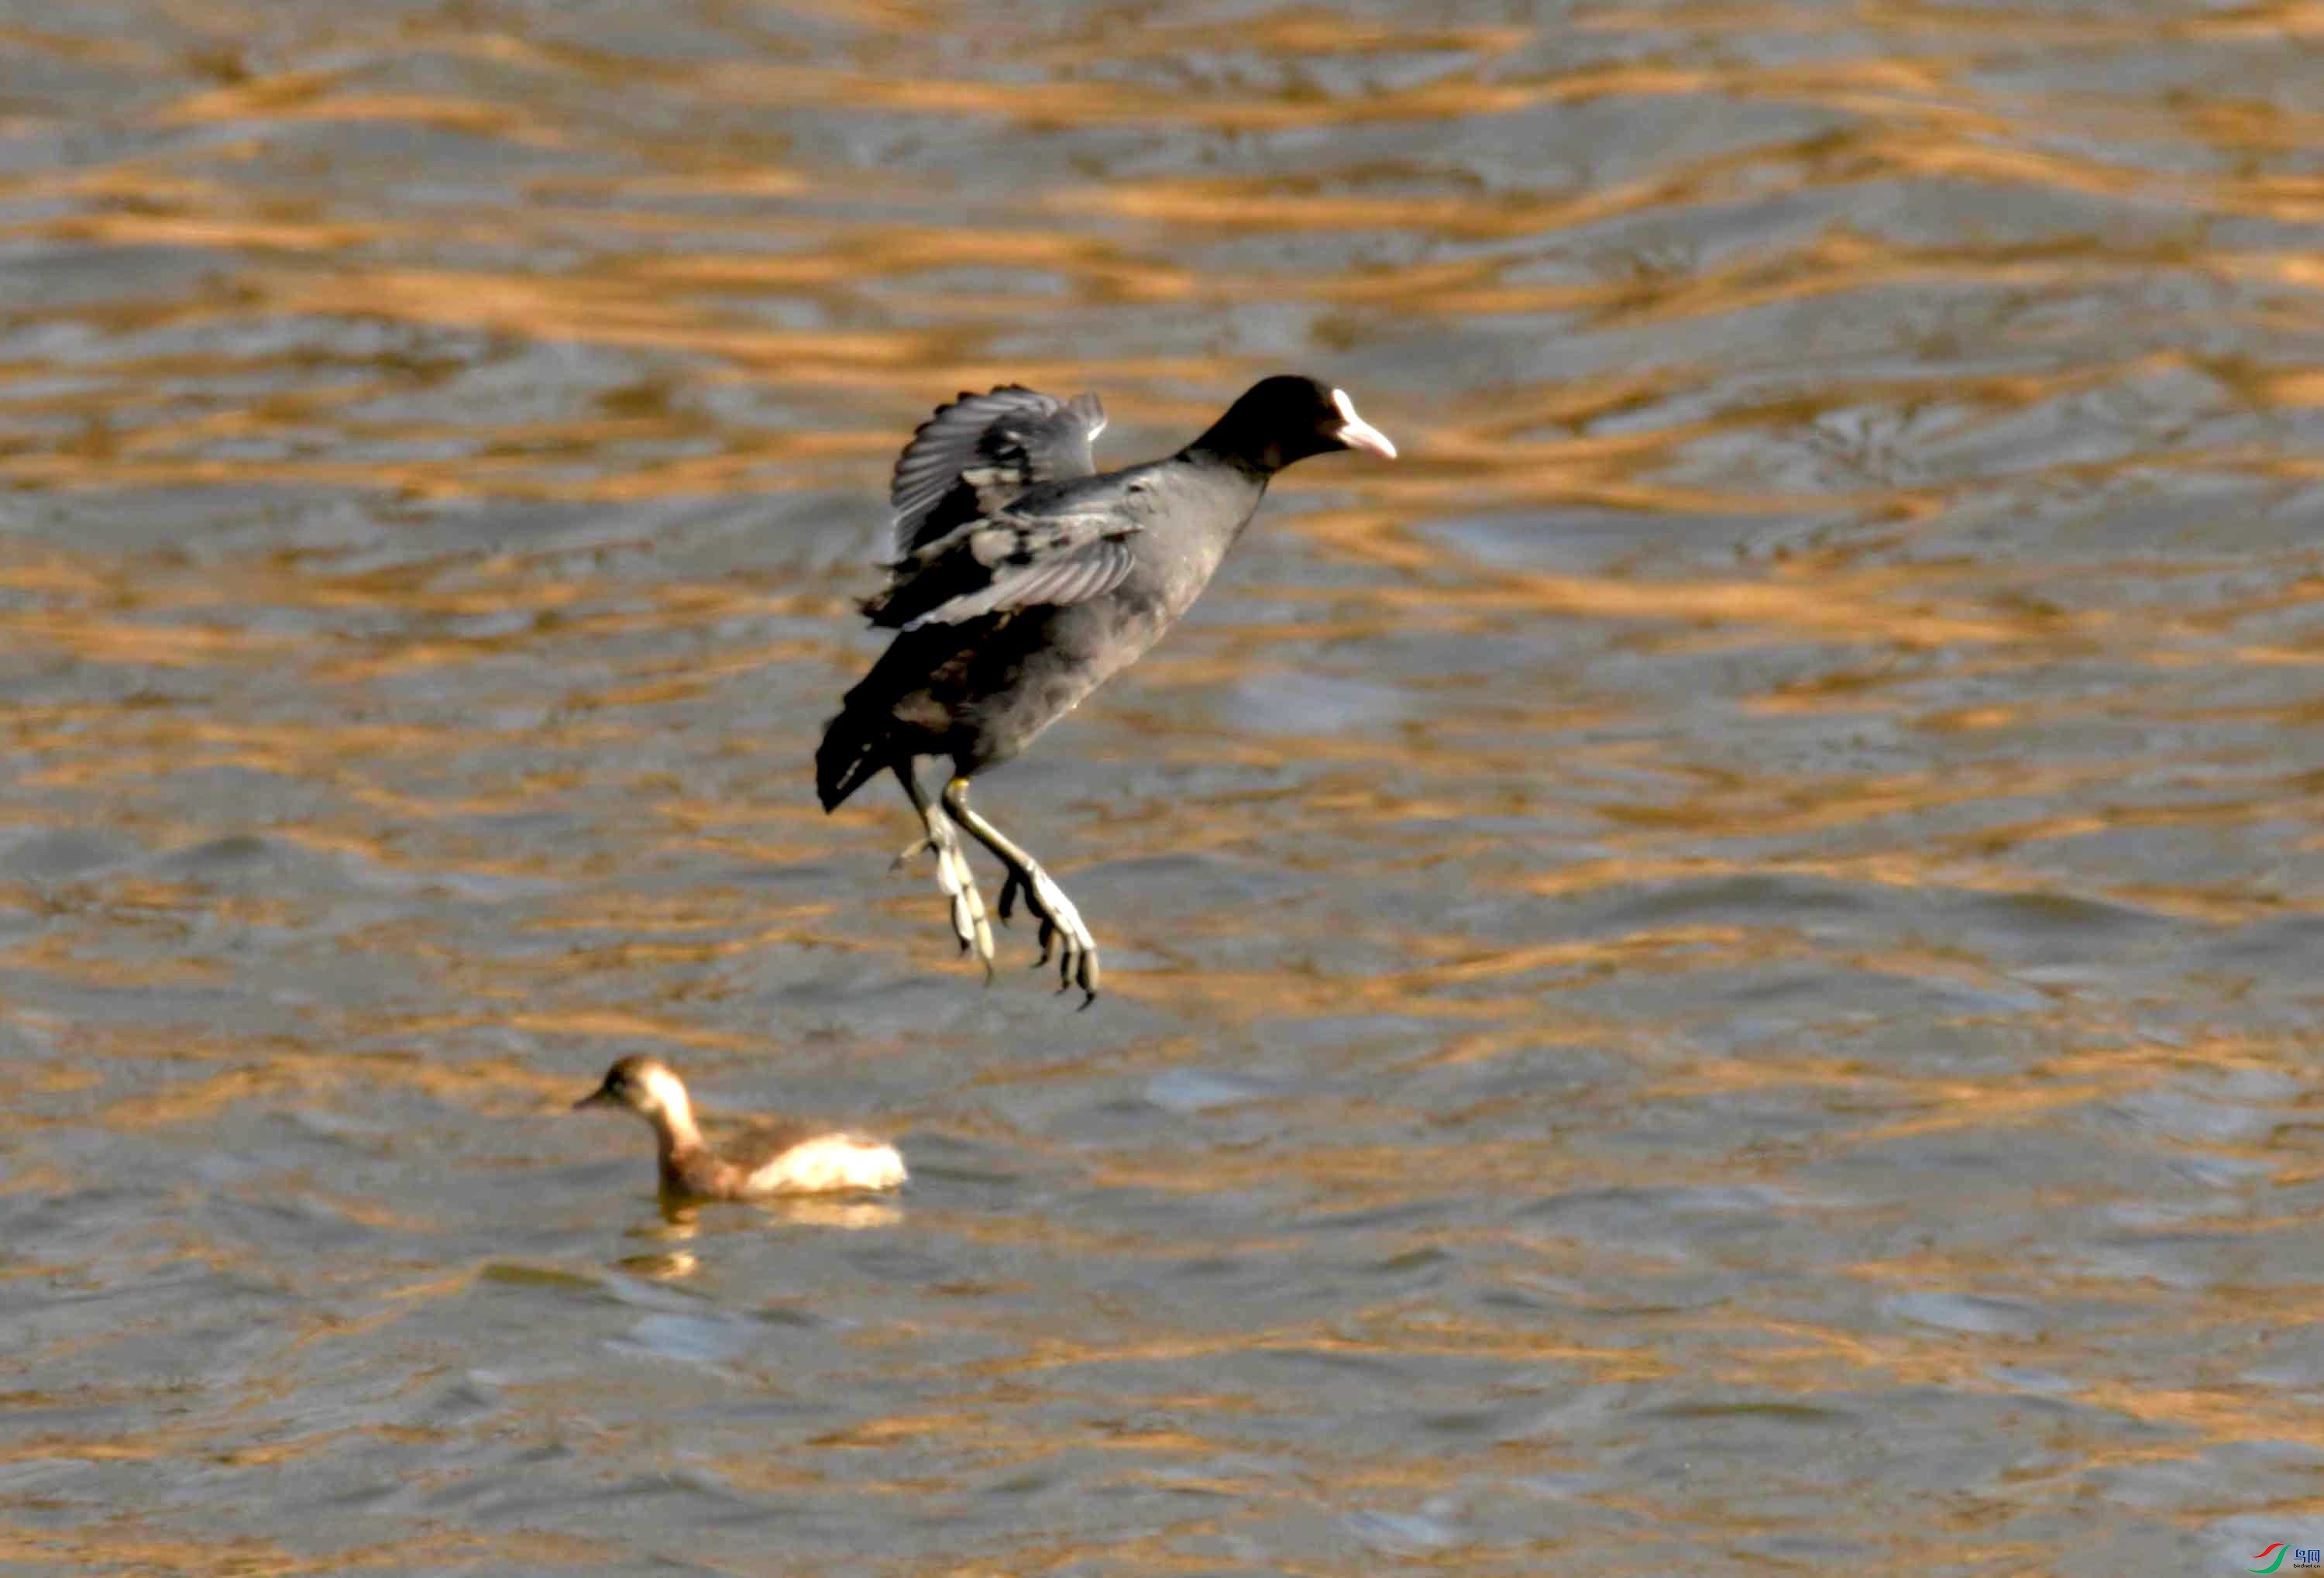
818, 375, 1396, 1002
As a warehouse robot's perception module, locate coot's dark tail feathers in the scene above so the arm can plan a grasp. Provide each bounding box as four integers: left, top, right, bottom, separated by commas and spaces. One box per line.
816, 707, 889, 812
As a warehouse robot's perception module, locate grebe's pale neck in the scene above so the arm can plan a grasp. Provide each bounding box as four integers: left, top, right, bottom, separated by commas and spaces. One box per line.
631, 1063, 703, 1153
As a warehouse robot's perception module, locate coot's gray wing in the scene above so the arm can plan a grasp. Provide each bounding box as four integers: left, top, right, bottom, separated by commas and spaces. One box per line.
889, 386, 1107, 560
865, 484, 1147, 632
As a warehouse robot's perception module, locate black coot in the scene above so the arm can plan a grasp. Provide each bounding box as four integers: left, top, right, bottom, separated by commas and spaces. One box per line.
817, 375, 1397, 1003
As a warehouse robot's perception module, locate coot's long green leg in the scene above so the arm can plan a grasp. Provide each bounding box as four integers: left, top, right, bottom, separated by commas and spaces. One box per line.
941, 776, 1099, 1006
892, 764, 992, 979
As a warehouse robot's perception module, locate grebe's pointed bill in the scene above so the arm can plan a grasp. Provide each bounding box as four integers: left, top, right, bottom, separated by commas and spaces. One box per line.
1330, 388, 1396, 459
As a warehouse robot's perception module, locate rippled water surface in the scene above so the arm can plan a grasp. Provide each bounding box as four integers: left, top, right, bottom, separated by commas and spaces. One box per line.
6, 2, 2324, 1573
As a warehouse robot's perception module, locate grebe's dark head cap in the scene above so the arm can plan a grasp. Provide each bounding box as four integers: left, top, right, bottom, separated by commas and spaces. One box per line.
574, 1054, 677, 1114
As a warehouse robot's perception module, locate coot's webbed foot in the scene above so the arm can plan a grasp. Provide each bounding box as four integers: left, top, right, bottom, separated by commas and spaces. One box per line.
893, 767, 992, 979
944, 777, 1100, 1006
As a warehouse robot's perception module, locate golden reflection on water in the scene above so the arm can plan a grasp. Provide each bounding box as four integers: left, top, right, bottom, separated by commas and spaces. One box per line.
5, 0, 2323, 1571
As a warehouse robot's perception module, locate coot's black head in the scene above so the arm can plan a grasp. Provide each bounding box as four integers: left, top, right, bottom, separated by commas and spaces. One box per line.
1191, 375, 1397, 474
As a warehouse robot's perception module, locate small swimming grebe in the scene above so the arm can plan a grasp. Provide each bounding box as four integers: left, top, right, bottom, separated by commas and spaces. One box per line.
573, 1054, 906, 1200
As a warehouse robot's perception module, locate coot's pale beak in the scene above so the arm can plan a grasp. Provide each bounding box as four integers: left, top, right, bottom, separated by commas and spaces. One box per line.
1330, 388, 1397, 459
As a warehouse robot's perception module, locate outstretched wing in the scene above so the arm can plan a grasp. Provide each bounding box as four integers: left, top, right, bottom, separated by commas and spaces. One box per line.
889, 385, 1106, 559
865, 498, 1143, 631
